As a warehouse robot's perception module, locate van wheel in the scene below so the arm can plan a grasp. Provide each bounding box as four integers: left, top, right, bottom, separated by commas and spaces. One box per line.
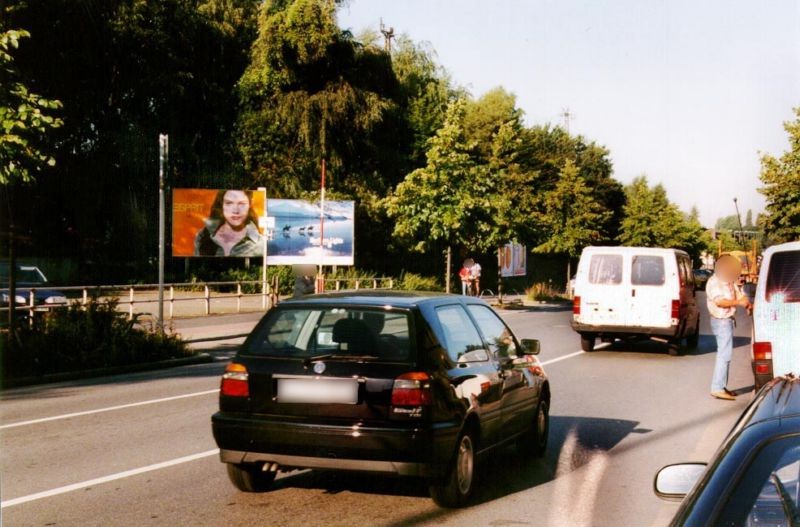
687, 322, 700, 349
429, 431, 476, 507
226, 463, 277, 492
517, 399, 549, 458
580, 334, 596, 352
668, 340, 684, 356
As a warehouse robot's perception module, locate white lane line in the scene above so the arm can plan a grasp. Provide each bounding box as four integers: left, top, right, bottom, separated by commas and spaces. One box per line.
1, 449, 220, 508
0, 389, 219, 430
541, 350, 584, 366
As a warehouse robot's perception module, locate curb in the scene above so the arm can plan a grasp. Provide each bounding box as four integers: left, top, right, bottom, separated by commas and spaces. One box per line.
1, 353, 214, 390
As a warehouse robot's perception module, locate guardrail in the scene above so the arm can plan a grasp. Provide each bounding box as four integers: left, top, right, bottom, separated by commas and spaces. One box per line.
1, 276, 395, 320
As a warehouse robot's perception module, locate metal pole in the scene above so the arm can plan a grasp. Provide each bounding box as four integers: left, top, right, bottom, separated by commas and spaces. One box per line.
258, 187, 268, 310
157, 134, 168, 334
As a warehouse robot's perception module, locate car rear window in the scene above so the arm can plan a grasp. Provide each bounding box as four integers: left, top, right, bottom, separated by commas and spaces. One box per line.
766, 250, 800, 303
242, 307, 412, 361
632, 255, 665, 285
588, 254, 623, 284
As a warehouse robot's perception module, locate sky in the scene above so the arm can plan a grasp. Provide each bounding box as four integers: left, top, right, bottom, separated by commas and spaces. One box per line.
338, 0, 800, 227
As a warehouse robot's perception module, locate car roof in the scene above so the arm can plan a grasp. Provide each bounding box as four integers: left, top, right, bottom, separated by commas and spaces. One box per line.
762, 241, 800, 257
278, 290, 469, 309
736, 377, 800, 431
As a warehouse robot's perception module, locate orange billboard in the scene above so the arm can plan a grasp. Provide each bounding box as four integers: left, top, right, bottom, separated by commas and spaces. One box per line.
172, 189, 265, 257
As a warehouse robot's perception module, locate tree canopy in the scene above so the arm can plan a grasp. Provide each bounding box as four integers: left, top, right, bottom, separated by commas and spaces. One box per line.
759, 107, 800, 244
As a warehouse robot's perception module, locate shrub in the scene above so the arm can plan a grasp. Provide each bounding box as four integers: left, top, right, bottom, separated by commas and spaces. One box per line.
3, 298, 190, 380
220, 266, 295, 295
525, 282, 563, 302
398, 272, 443, 292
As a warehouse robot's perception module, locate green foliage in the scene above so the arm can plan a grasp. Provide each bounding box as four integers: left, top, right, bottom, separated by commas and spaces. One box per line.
525, 282, 563, 302
4, 299, 190, 380
535, 159, 610, 258
618, 176, 712, 261
0, 27, 63, 185
397, 272, 442, 292
759, 107, 800, 243
220, 265, 296, 295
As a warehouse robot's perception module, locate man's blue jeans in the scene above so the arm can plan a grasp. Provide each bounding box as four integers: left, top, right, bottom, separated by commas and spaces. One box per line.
710, 317, 734, 392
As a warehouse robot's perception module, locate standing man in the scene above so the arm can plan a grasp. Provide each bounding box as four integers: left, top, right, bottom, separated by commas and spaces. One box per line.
471, 259, 482, 297
459, 260, 472, 296
706, 254, 751, 400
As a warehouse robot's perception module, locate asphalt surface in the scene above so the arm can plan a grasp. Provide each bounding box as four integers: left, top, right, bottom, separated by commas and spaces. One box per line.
1, 293, 755, 526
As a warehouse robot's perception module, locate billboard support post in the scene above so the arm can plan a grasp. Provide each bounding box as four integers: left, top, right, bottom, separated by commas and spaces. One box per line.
259, 187, 268, 310
317, 159, 326, 293
157, 134, 168, 334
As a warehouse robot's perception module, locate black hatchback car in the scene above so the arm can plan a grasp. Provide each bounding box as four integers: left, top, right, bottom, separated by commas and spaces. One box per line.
212, 291, 550, 507
655, 376, 800, 526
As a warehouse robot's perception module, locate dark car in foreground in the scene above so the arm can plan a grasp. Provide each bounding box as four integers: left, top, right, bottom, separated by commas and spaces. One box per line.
655, 376, 800, 526
212, 291, 550, 507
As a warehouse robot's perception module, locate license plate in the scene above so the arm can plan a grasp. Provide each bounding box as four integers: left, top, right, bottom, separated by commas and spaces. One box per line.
277, 378, 359, 404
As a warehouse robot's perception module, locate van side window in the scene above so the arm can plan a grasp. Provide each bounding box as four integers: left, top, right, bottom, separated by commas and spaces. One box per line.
589, 254, 623, 284
632, 255, 665, 286
766, 251, 800, 303
434, 305, 489, 363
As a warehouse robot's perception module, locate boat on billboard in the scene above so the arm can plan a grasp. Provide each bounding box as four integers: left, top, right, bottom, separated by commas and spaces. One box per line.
500, 242, 527, 277
172, 189, 354, 265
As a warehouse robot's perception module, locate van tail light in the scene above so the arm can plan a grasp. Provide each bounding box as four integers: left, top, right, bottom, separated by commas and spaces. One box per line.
671, 300, 680, 320
221, 363, 249, 397
391, 372, 432, 406
573, 296, 581, 315
753, 342, 773, 361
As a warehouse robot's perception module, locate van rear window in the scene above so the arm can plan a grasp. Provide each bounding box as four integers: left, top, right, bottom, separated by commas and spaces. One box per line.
632, 255, 665, 285
766, 251, 800, 303
588, 255, 623, 284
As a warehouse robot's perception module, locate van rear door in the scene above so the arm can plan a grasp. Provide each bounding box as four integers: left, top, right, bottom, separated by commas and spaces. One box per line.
627, 253, 672, 329
578, 252, 627, 327
759, 249, 800, 377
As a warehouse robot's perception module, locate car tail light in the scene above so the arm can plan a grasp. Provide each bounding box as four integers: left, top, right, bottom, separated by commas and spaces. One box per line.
221, 363, 249, 397
573, 296, 581, 315
391, 372, 432, 406
755, 363, 772, 374
671, 300, 680, 319
753, 342, 773, 361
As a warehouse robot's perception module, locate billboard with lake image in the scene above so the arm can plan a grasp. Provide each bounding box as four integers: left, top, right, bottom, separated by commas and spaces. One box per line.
268, 199, 354, 266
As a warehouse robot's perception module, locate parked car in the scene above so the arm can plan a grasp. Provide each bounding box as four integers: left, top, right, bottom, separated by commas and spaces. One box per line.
654, 376, 800, 526
752, 241, 800, 391
212, 291, 550, 507
0, 263, 67, 313
571, 246, 700, 355
692, 269, 712, 291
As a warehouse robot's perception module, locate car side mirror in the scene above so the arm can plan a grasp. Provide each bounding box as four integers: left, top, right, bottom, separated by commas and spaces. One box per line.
521, 339, 541, 355
654, 463, 706, 501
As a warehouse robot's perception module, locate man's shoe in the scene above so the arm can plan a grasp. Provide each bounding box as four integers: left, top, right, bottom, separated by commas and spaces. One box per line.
711, 391, 736, 400
724, 388, 737, 397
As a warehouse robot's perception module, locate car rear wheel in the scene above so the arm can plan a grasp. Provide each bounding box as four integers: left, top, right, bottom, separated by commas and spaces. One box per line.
226, 463, 277, 492
580, 334, 596, 352
517, 399, 549, 458
429, 431, 476, 508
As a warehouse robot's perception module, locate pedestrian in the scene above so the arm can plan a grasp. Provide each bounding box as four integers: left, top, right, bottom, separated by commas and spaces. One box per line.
470, 259, 482, 296
459, 260, 472, 296
706, 254, 752, 400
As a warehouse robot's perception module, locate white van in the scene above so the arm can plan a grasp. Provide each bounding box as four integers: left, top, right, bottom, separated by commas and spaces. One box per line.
571, 246, 700, 355
751, 241, 800, 390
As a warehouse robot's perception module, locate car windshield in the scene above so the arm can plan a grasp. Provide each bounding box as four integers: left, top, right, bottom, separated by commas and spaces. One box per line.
242, 307, 413, 362
0, 267, 46, 285
766, 250, 800, 303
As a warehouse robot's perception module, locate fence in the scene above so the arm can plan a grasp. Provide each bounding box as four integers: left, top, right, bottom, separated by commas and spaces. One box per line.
1, 276, 395, 321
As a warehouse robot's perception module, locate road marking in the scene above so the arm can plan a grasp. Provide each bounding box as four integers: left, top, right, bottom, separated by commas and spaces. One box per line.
0, 389, 219, 430
541, 350, 584, 366
1, 449, 220, 508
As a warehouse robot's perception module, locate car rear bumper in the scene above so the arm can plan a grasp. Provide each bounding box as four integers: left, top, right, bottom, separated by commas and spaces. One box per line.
751, 360, 773, 391
212, 412, 459, 478
571, 321, 678, 338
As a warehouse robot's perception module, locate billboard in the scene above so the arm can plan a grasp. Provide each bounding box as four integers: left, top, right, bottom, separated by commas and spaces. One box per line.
500, 243, 527, 277
172, 189, 354, 265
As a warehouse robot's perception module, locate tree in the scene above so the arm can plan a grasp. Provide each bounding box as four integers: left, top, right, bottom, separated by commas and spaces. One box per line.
759, 107, 800, 243
535, 160, 610, 286
385, 99, 499, 290
0, 24, 63, 349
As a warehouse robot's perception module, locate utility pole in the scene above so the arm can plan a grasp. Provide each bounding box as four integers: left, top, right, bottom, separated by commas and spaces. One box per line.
380, 18, 395, 55
560, 108, 573, 134
157, 134, 168, 334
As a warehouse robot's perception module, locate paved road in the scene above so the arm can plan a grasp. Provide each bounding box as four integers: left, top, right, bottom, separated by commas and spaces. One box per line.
1, 295, 755, 526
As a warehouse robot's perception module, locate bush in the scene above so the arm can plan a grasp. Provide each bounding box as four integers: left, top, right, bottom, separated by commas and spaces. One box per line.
525, 282, 563, 302
220, 266, 295, 295
2, 299, 191, 380
398, 272, 443, 292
